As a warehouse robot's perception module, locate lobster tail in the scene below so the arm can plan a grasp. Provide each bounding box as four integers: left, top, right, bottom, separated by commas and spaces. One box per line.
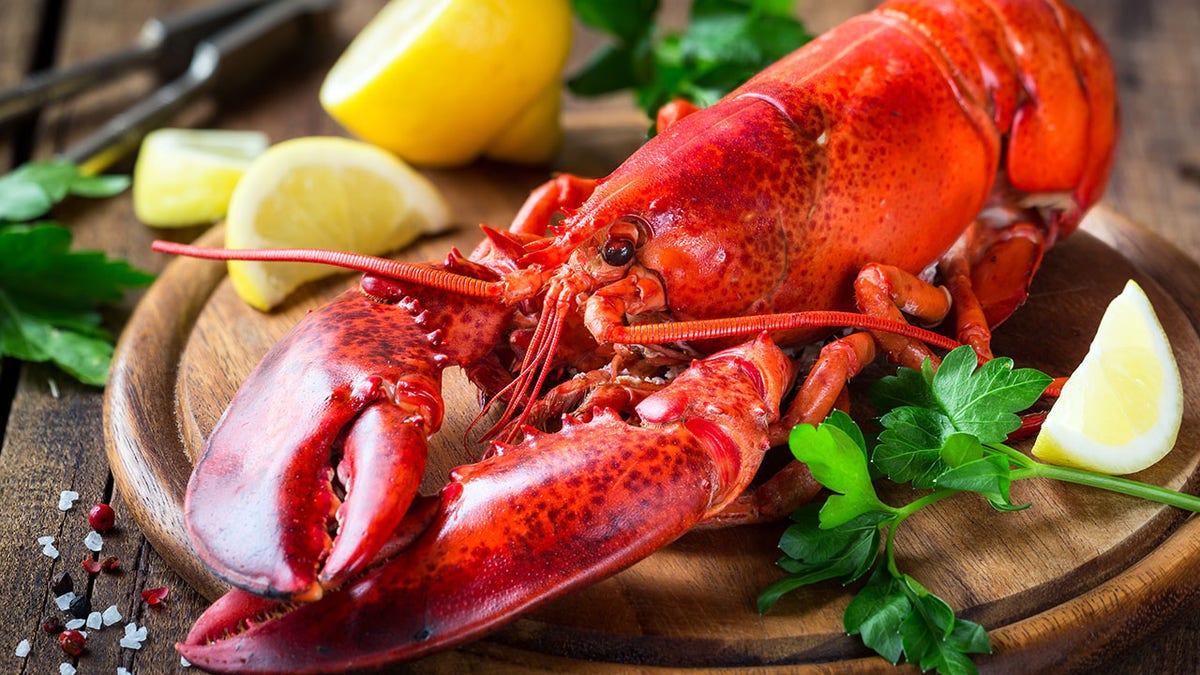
874, 0, 1116, 238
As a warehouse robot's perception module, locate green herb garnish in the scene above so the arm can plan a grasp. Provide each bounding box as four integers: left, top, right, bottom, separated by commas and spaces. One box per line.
0, 160, 152, 385
569, 0, 811, 124
760, 345, 1200, 674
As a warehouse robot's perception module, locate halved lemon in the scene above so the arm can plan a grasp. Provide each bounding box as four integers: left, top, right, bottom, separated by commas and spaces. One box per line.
225, 136, 451, 311
1032, 280, 1183, 474
319, 0, 571, 167
133, 128, 268, 226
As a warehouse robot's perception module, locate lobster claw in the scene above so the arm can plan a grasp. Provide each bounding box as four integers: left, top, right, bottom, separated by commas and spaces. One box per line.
184, 288, 445, 601
177, 335, 793, 673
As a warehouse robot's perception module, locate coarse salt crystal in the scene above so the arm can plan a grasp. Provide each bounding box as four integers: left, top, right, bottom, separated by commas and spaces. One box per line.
86, 611, 102, 629
59, 663, 76, 675
83, 531, 103, 552
15, 639, 30, 657
181, 655, 191, 667
102, 605, 122, 626
64, 618, 85, 630
58, 491, 80, 511
123, 622, 147, 641
55, 592, 76, 610
120, 622, 148, 649
118, 669, 131, 675
42, 543, 59, 559
37, 535, 55, 545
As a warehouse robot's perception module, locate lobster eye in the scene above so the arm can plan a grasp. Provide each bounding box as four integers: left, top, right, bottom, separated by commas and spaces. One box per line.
600, 237, 636, 266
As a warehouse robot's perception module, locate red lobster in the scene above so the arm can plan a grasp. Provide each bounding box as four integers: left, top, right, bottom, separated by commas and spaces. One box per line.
158, 0, 1115, 671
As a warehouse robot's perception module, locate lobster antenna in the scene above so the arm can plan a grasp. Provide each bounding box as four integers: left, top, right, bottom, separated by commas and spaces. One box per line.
605, 311, 963, 352
152, 241, 502, 299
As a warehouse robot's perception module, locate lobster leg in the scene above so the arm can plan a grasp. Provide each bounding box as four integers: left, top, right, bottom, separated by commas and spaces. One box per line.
780, 333, 878, 436
177, 335, 793, 673
962, 222, 1048, 331
656, 98, 702, 133
508, 173, 598, 235
853, 262, 951, 369
707, 333, 876, 526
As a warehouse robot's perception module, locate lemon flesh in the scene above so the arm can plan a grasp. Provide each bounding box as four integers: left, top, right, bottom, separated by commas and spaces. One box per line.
1032, 280, 1183, 474
225, 137, 451, 311
133, 129, 268, 227
319, 0, 571, 167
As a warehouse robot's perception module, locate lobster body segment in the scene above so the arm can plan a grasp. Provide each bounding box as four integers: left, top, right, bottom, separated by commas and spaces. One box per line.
558, 0, 1113, 328
171, 0, 1117, 671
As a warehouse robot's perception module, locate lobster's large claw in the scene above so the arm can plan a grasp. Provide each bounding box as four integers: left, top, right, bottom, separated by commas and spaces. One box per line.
178, 335, 793, 673
185, 289, 444, 600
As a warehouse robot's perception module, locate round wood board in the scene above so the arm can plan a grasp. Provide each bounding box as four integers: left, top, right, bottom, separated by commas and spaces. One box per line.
105, 204, 1200, 673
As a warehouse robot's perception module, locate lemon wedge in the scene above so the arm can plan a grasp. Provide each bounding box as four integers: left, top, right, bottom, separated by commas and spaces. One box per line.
1032, 280, 1183, 474
133, 129, 268, 227
319, 0, 571, 167
225, 136, 451, 311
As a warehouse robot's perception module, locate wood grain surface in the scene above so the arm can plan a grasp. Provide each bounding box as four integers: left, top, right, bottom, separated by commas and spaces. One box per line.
2, 1, 1200, 673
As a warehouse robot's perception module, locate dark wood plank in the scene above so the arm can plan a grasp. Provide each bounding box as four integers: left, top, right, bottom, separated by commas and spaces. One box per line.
0, 0, 389, 671
0, 0, 44, 164
1072, 0, 1200, 263
0, 2, 207, 671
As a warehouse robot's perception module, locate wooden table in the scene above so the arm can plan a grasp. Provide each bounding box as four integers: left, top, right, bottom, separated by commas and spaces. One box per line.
2, 1, 1198, 673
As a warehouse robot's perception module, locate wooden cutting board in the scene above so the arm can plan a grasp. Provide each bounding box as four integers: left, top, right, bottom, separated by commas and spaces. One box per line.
105, 150, 1200, 671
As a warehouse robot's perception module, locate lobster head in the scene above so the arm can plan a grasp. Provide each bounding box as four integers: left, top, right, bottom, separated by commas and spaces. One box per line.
521, 96, 826, 328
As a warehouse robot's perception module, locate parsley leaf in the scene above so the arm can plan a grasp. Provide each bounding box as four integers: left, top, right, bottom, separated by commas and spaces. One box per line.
872, 346, 1051, 487
897, 574, 990, 675
758, 505, 887, 612
874, 346, 1052, 443
0, 161, 150, 385
789, 420, 891, 528
932, 348, 1053, 443
0, 160, 129, 222
872, 406, 957, 488
569, 0, 811, 124
0, 225, 153, 385
935, 454, 1026, 511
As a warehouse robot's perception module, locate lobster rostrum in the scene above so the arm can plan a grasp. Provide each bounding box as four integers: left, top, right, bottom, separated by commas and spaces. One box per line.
157, 0, 1115, 671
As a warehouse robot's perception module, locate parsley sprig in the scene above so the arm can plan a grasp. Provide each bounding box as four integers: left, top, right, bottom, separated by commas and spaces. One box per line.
761, 346, 1200, 674
568, 0, 811, 124
0, 160, 153, 386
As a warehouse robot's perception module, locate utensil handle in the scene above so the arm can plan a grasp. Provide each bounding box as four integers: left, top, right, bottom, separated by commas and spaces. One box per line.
0, 46, 155, 125
0, 0, 282, 126
58, 0, 339, 175
60, 71, 208, 176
